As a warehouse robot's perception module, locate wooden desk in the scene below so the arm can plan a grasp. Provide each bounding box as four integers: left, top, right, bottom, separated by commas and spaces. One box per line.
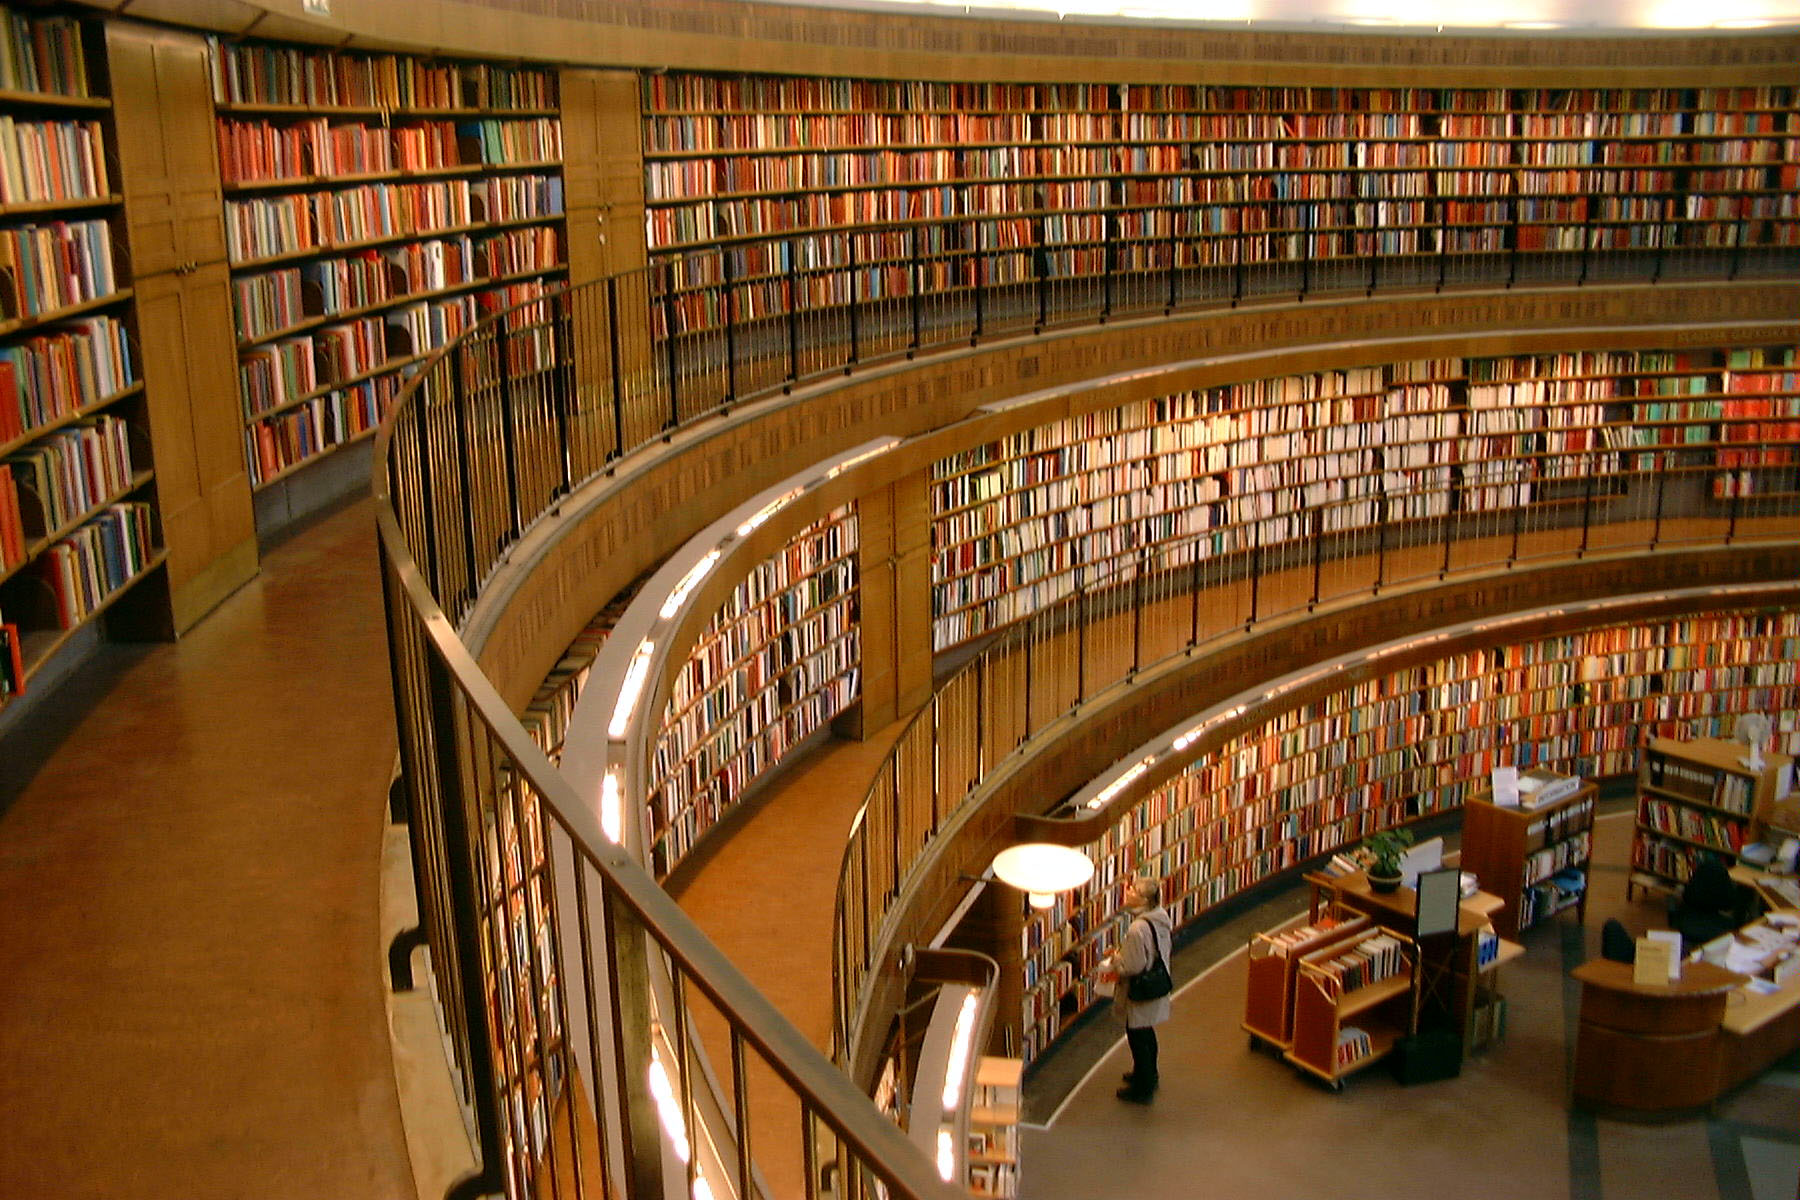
1729, 864, 1800, 913
1570, 960, 1747, 1116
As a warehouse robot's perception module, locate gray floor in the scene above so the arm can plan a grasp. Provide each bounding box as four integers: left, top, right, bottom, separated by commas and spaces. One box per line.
1019, 808, 1800, 1200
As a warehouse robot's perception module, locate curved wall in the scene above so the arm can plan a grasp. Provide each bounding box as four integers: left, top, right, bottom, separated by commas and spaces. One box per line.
85, 0, 1800, 84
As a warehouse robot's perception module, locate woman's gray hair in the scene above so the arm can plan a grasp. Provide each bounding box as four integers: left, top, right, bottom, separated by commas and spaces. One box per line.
1129, 876, 1162, 906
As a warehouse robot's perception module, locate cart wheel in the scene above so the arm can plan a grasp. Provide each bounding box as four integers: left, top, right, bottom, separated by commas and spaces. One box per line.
1331, 1079, 1344, 1093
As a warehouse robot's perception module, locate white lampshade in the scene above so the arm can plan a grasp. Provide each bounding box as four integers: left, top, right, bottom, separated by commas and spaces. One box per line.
992, 843, 1095, 909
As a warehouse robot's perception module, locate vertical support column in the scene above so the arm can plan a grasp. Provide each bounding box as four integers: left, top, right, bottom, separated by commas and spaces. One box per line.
839, 469, 935, 737
602, 887, 669, 1200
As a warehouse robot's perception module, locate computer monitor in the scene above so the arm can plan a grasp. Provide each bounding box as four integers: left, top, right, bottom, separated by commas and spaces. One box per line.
1415, 867, 1462, 938
1398, 835, 1444, 889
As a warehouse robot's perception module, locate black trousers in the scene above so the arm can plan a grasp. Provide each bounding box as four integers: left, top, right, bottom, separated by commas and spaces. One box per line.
1126, 1025, 1159, 1088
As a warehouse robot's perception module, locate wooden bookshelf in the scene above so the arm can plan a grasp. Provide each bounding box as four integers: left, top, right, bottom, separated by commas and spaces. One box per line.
645, 505, 862, 879
204, 37, 569, 489
1629, 734, 1796, 899
1285, 927, 1417, 1089
1460, 779, 1598, 939
926, 348, 1800, 653
1014, 608, 1800, 1067
639, 75, 1800, 334
965, 1056, 1020, 1199
0, 9, 191, 710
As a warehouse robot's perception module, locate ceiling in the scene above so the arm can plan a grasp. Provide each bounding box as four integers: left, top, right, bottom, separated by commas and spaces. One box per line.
772, 0, 1800, 31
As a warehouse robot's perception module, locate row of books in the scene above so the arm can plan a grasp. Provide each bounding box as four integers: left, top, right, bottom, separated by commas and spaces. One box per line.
217, 117, 560, 185
0, 314, 133, 447
642, 509, 860, 877
230, 227, 559, 343
1644, 750, 1757, 813
1638, 797, 1747, 854
646, 665, 859, 880
927, 357, 1798, 646
0, 10, 89, 100
1523, 830, 1593, 886
1313, 932, 1406, 994
223, 175, 564, 264
243, 373, 397, 487
0, 460, 21, 569
5, 414, 132, 534
0, 116, 108, 205
648, 75, 1791, 117
36, 501, 153, 629
1523, 796, 1596, 853
207, 38, 557, 112
0, 218, 116, 323
0, 615, 20, 699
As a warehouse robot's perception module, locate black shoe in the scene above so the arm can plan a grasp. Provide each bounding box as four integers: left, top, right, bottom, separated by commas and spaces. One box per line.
1115, 1086, 1154, 1104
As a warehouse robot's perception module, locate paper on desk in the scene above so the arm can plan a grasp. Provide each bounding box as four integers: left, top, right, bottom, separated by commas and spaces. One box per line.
1725, 942, 1771, 975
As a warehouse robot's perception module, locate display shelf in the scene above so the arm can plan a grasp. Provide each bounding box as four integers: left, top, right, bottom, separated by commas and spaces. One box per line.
206, 36, 567, 499
1460, 779, 1597, 939
1628, 734, 1795, 898
928, 348, 1799, 652
1017, 609, 1800, 1067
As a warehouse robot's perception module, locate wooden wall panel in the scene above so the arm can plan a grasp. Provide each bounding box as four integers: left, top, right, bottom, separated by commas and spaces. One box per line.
109, 20, 256, 632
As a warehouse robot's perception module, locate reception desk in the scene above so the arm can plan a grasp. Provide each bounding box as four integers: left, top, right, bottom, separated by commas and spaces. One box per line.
1571, 948, 1800, 1117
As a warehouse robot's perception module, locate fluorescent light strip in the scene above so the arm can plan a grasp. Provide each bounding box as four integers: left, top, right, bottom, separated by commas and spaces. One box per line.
826, 437, 903, 478
599, 768, 623, 843
660, 549, 721, 620
608, 639, 657, 739
1086, 757, 1152, 809
735, 487, 804, 537
941, 992, 981, 1110
648, 1047, 691, 1163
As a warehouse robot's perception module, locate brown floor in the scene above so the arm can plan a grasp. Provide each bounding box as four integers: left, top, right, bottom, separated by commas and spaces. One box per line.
0, 498, 414, 1200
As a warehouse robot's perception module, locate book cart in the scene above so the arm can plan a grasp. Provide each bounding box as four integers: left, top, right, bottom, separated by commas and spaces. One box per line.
1242, 904, 1371, 1052
1284, 925, 1420, 1090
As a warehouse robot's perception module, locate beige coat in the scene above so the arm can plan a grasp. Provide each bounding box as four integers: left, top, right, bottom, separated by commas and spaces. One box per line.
1111, 905, 1173, 1029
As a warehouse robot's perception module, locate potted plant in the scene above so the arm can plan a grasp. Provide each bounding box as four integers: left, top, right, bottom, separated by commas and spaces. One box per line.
1362, 828, 1415, 894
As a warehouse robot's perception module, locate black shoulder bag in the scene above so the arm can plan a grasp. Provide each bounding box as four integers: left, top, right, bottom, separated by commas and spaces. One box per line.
1125, 922, 1173, 1002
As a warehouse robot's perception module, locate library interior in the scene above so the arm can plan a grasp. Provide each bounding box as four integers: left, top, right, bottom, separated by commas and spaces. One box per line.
0, 1, 1797, 1198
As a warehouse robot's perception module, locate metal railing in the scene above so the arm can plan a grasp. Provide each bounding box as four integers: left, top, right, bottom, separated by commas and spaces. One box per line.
374, 226, 1795, 1198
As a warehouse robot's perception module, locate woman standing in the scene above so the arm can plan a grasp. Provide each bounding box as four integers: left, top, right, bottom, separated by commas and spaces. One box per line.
1105, 875, 1174, 1104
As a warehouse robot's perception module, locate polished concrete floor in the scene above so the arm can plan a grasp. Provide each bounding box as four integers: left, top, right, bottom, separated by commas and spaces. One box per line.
0, 498, 414, 1200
